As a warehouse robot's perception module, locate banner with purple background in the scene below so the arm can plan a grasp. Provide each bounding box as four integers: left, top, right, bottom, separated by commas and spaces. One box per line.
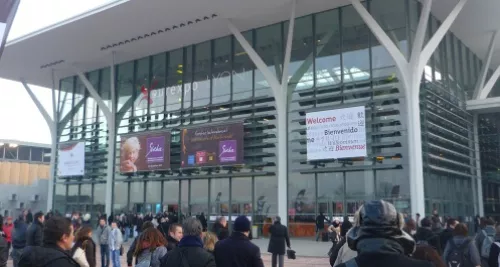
181, 123, 244, 167
120, 131, 171, 173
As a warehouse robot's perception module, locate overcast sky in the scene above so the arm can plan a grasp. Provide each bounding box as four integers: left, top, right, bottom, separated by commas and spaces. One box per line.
0, 0, 113, 144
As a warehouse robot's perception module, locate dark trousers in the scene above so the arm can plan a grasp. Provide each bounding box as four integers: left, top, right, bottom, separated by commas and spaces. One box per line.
271, 253, 284, 267
100, 244, 110, 267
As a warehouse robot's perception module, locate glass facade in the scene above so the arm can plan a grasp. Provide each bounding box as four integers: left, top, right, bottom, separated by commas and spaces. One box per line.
53, 0, 482, 236
479, 113, 500, 220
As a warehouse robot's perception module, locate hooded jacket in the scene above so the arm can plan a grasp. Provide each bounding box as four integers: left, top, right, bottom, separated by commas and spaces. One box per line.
476, 225, 495, 255
415, 227, 442, 255
3, 222, 13, 243
18, 244, 79, 267
12, 218, 28, 249
26, 220, 44, 246
443, 236, 481, 266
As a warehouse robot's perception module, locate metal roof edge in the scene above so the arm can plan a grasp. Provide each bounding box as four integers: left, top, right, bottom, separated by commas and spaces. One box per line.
5, 0, 130, 46
0, 139, 51, 148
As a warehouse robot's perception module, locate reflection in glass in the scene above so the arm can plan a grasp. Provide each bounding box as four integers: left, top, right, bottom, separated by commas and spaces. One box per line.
163, 180, 179, 213
146, 181, 162, 214
315, 10, 341, 88
113, 182, 128, 214
54, 183, 66, 214
193, 42, 211, 107
231, 178, 252, 216
166, 49, 184, 112
190, 179, 209, 215
213, 37, 231, 104
93, 183, 106, 216
341, 5, 370, 83
130, 182, 144, 213
254, 24, 282, 97
233, 32, 253, 101
210, 178, 229, 217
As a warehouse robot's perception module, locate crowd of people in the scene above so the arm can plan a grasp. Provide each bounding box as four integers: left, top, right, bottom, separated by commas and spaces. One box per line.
3, 203, 500, 267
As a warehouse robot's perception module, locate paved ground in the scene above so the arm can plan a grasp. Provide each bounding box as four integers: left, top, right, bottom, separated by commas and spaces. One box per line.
7, 238, 332, 267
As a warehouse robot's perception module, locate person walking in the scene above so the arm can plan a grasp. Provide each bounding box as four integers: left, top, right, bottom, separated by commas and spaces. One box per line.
488, 225, 500, 267
18, 216, 79, 267
71, 226, 96, 267
96, 218, 111, 267
12, 215, 28, 267
440, 218, 458, 251
214, 216, 264, 267
26, 212, 44, 247
415, 217, 442, 255
442, 223, 481, 267
109, 221, 123, 267
267, 216, 290, 267
476, 218, 495, 267
315, 212, 327, 242
160, 217, 215, 267
335, 200, 434, 267
212, 217, 229, 241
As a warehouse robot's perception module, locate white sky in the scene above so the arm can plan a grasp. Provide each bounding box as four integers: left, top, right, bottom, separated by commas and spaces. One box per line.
0, 0, 113, 145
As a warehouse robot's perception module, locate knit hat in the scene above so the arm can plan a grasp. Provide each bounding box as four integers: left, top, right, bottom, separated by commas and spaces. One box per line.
233, 216, 251, 232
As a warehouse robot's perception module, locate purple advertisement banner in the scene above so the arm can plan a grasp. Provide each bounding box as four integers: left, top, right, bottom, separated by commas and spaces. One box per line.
181, 123, 244, 167
120, 131, 171, 173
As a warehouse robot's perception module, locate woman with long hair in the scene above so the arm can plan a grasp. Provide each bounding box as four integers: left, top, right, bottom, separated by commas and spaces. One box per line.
202, 232, 218, 255
71, 226, 96, 267
412, 245, 445, 267
133, 228, 167, 267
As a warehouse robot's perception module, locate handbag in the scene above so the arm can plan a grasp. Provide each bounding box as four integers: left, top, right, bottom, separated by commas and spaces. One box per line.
119, 245, 124, 256
286, 249, 296, 260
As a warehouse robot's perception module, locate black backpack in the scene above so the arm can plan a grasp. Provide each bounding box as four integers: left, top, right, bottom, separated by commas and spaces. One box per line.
446, 239, 472, 267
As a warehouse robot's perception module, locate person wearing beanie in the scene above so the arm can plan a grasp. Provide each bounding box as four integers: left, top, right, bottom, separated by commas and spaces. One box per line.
336, 200, 433, 267
214, 216, 264, 267
267, 216, 290, 267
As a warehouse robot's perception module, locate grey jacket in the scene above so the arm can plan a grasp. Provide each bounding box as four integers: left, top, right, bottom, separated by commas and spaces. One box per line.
136, 247, 167, 267
443, 236, 481, 266
333, 242, 357, 266
109, 228, 123, 251
96, 225, 111, 245
475, 225, 495, 255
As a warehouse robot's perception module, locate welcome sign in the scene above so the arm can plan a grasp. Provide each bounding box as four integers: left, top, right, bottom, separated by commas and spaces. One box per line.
181, 123, 244, 167
120, 131, 171, 173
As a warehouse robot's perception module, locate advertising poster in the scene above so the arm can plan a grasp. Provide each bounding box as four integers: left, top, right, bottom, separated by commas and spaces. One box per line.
57, 142, 85, 177
306, 106, 366, 160
181, 123, 244, 167
120, 131, 171, 173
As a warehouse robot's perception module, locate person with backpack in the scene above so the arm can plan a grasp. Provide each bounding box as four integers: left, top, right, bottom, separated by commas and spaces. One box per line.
415, 217, 442, 255
476, 218, 496, 267
442, 223, 481, 267
488, 225, 500, 267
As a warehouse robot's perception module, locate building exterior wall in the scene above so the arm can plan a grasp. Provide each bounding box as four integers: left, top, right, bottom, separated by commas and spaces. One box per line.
53, 0, 482, 236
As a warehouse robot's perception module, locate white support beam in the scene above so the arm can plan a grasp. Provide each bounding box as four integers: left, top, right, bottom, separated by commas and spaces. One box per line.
105, 52, 117, 217
479, 65, 500, 100
21, 80, 54, 135
473, 114, 484, 216
75, 69, 112, 121
228, 0, 296, 225
474, 31, 499, 99
350, 0, 467, 217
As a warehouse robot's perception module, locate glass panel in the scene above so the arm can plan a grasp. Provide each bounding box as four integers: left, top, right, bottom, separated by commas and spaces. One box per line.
166, 49, 184, 112
150, 53, 167, 116
94, 183, 106, 218
233, 32, 254, 101
254, 176, 277, 237
231, 178, 252, 218
210, 178, 230, 228
163, 180, 179, 214
315, 10, 341, 88
54, 183, 66, 213
190, 179, 209, 215
0, 144, 4, 159
30, 147, 43, 162
67, 184, 79, 213
183, 47, 193, 109
59, 77, 75, 122
317, 172, 344, 219
255, 23, 282, 97
134, 57, 150, 120
288, 174, 315, 237
146, 181, 162, 214
5, 145, 17, 159
193, 42, 211, 107
346, 171, 375, 215
180, 180, 189, 219
212, 36, 231, 104
130, 181, 145, 213
80, 184, 92, 213
341, 4, 370, 83
285, 15, 313, 91
113, 182, 128, 214
18, 146, 30, 161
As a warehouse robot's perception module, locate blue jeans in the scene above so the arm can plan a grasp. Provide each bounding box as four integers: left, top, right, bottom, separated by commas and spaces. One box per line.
111, 249, 121, 267
124, 227, 130, 242
100, 244, 110, 267
12, 248, 24, 267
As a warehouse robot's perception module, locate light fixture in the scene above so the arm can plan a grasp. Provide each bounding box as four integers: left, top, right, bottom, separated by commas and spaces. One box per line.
9, 143, 18, 148
0, 143, 3, 146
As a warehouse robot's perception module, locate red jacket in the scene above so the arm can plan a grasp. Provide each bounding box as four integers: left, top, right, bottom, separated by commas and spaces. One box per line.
3, 223, 13, 242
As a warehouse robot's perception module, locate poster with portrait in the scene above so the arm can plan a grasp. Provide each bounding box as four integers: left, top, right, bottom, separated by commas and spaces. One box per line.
119, 131, 171, 173
57, 141, 85, 177
180, 123, 244, 167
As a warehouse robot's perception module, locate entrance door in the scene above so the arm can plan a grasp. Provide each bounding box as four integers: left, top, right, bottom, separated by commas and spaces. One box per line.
317, 172, 344, 223
209, 178, 229, 230
190, 179, 209, 217
231, 178, 252, 228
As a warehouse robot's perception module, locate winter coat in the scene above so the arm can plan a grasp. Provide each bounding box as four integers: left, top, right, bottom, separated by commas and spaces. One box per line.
71, 236, 96, 267
136, 246, 167, 267
214, 232, 264, 267
439, 227, 454, 251
415, 227, 442, 255
166, 235, 179, 252
212, 223, 229, 241
475, 225, 496, 255
12, 219, 28, 249
3, 223, 13, 243
443, 236, 481, 267
18, 244, 79, 267
26, 220, 43, 246
0, 236, 7, 267
161, 236, 215, 267
267, 222, 290, 255
488, 239, 500, 267
333, 241, 357, 266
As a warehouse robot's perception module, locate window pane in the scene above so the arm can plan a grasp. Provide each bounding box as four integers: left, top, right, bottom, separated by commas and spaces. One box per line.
233, 32, 253, 101
231, 178, 252, 217
317, 172, 344, 216
286, 15, 313, 91
81, 184, 92, 213
255, 176, 277, 220
113, 182, 128, 213
315, 10, 341, 88
166, 49, 184, 112
5, 145, 17, 160
213, 37, 231, 104
18, 146, 30, 161
146, 181, 161, 203
341, 5, 370, 83
54, 183, 66, 213
94, 183, 106, 216
183, 47, 193, 109
150, 53, 167, 116
163, 180, 179, 213
134, 57, 150, 120
190, 179, 208, 215
130, 181, 144, 213
193, 42, 211, 107
43, 149, 51, 163
30, 147, 43, 162
255, 23, 282, 97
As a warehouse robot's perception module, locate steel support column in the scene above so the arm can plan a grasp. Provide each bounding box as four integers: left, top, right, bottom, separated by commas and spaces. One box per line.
21, 78, 57, 211
473, 31, 499, 99
473, 114, 484, 216
350, 0, 468, 217
74, 53, 116, 217
228, 0, 296, 225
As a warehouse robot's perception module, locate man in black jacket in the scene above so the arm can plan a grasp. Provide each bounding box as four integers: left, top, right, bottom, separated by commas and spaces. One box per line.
26, 212, 44, 246
18, 216, 79, 267
161, 217, 215, 267
267, 216, 290, 267
214, 216, 264, 267
166, 223, 182, 252
12, 215, 28, 267
439, 218, 457, 249
336, 200, 433, 267
415, 217, 442, 255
